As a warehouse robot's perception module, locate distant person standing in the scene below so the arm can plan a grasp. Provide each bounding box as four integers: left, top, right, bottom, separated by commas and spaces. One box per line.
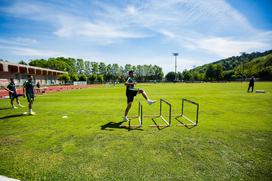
23, 75, 36, 115
4, 78, 24, 108
36, 81, 40, 94
247, 76, 255, 92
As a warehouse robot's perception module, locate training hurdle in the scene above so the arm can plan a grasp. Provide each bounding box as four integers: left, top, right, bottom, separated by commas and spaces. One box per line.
127, 101, 143, 130
149, 98, 172, 127
175, 98, 199, 126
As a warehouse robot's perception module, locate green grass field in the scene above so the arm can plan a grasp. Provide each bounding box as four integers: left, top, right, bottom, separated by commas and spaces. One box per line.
0, 82, 272, 180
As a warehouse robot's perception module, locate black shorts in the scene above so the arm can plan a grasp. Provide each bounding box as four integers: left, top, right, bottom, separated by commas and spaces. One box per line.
26, 93, 35, 102
9, 93, 18, 99
126, 89, 138, 103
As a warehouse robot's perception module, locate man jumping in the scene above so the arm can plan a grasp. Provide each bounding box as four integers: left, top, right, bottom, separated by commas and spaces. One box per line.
124, 70, 156, 121
23, 75, 36, 115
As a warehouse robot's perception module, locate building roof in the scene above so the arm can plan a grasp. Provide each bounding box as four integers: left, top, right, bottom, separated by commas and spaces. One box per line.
0, 60, 67, 74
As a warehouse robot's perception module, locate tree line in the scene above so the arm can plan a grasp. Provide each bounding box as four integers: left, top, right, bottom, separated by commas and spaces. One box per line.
165, 50, 272, 81
20, 57, 164, 83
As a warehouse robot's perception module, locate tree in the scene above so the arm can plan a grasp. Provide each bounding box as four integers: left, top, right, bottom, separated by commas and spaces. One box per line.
58, 74, 70, 83
205, 64, 216, 81
91, 62, 99, 75
178, 72, 183, 80
29, 59, 48, 68
165, 72, 176, 82
78, 74, 87, 81
97, 75, 104, 83
70, 73, 79, 81
76, 59, 84, 74
215, 64, 224, 80
88, 74, 97, 83
183, 70, 192, 81
84, 61, 91, 75
98, 62, 106, 75
154, 65, 164, 80
18, 60, 27, 65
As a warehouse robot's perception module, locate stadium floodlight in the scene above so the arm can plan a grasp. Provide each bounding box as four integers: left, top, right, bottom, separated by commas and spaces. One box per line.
173, 53, 179, 81
240, 52, 246, 81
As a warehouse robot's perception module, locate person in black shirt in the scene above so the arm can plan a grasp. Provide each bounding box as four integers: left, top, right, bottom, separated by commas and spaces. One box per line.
123, 71, 156, 122
4, 78, 24, 108
247, 76, 255, 92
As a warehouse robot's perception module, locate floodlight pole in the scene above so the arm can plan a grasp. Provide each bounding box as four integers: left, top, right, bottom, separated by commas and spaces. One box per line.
240, 52, 245, 81
173, 53, 179, 81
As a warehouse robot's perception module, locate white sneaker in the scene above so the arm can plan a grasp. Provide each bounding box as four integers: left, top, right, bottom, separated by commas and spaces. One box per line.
29, 111, 36, 115
123, 116, 129, 122
11, 106, 18, 109
148, 100, 156, 105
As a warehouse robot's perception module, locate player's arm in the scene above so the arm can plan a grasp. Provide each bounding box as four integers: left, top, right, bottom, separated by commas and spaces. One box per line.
124, 81, 135, 86
124, 77, 135, 86
4, 87, 13, 93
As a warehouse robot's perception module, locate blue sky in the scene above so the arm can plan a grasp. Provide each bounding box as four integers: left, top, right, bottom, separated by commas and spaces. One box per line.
0, 0, 271, 73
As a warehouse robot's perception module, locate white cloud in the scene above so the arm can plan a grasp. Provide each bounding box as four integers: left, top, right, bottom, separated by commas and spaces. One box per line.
0, 37, 38, 46
0, 45, 68, 58
126, 5, 137, 15
1, 0, 271, 68
196, 38, 269, 57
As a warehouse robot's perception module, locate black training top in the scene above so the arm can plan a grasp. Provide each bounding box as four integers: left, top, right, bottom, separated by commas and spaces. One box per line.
7, 82, 16, 95
249, 78, 255, 85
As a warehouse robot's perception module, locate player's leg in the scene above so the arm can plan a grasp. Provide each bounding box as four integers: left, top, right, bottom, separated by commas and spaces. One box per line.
10, 97, 17, 108
138, 89, 156, 105
16, 96, 24, 107
27, 94, 35, 115
124, 95, 133, 121
124, 102, 132, 118
251, 84, 254, 92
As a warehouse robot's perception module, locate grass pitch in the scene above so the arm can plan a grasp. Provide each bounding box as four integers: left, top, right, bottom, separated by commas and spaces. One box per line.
0, 82, 272, 180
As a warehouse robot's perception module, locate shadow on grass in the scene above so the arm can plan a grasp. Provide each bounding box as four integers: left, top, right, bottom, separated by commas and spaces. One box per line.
0, 107, 12, 111
150, 117, 170, 131
0, 113, 26, 120
101, 121, 143, 131
175, 118, 197, 129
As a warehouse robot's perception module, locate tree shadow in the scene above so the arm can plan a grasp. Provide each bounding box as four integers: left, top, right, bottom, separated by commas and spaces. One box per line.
0, 113, 26, 120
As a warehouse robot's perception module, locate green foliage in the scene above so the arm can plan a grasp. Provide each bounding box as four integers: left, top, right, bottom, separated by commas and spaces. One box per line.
25, 57, 164, 83
183, 70, 193, 81
96, 75, 104, 83
69, 73, 79, 81
58, 74, 70, 83
88, 74, 97, 83
18, 60, 27, 65
188, 50, 272, 81
165, 71, 176, 81
78, 74, 87, 81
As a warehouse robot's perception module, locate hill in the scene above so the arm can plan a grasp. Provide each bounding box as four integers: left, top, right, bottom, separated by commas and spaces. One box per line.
188, 50, 272, 81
